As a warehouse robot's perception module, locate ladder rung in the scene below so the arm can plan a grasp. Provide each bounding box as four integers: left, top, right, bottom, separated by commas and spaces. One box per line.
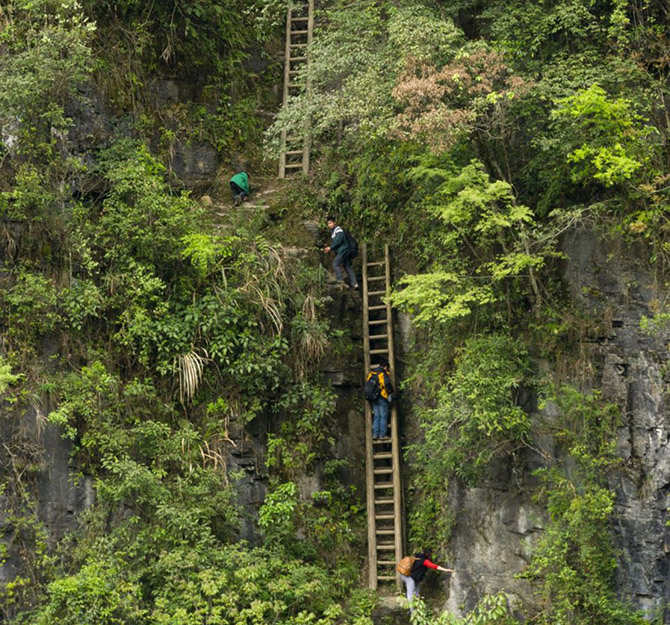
369, 305, 387, 311
284, 163, 303, 168
292, 29, 309, 34
367, 261, 385, 267
374, 452, 392, 460
375, 498, 394, 504
368, 275, 386, 282
290, 43, 308, 47
288, 83, 302, 88
289, 57, 307, 61
376, 529, 395, 535
291, 16, 308, 21
378, 560, 396, 565
378, 575, 397, 581
285, 150, 303, 155
369, 334, 388, 340
377, 544, 396, 550
289, 70, 301, 75
375, 514, 394, 520
370, 348, 388, 354
368, 319, 387, 325
374, 482, 393, 489
369, 290, 386, 296
374, 468, 393, 475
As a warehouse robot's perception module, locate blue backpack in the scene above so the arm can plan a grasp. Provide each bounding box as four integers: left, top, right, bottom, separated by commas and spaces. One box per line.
344, 230, 358, 259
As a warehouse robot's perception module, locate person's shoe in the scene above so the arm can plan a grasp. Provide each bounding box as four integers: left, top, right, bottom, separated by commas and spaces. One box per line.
350, 283, 359, 290
234, 195, 241, 206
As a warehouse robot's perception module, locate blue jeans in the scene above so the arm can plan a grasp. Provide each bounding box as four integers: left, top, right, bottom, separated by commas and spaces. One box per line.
371, 397, 389, 438
333, 253, 357, 287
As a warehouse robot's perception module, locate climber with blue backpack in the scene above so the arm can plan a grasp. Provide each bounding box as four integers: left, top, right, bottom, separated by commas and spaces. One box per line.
364, 359, 394, 439
323, 215, 359, 290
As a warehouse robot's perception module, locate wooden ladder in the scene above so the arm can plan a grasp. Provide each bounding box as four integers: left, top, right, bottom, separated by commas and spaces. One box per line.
278, 0, 314, 178
362, 243, 403, 591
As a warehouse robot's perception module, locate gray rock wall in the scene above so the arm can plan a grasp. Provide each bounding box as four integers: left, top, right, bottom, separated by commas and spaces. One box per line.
413, 225, 670, 621
563, 226, 670, 617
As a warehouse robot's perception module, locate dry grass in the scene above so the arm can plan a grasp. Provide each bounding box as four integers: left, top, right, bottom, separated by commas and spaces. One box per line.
295, 291, 329, 378
238, 241, 288, 335
176, 348, 209, 404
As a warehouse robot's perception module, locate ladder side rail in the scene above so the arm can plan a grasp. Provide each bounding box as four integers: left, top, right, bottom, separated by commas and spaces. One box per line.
278, 6, 293, 178
302, 0, 314, 175
362, 243, 377, 590
385, 244, 404, 592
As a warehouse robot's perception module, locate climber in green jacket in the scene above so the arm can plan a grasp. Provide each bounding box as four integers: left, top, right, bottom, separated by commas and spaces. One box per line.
230, 171, 250, 205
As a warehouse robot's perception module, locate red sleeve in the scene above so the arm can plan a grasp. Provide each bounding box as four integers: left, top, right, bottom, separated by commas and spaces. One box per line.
423, 559, 439, 570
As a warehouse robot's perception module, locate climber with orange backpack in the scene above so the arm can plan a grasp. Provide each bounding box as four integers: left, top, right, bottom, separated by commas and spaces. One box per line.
397, 548, 453, 611
364, 359, 394, 439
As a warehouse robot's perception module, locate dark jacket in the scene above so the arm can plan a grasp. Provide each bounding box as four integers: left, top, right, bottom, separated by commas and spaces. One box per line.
410, 553, 434, 583
329, 225, 349, 258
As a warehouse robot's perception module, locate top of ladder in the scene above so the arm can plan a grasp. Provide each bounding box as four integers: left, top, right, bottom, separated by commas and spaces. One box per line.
278, 0, 314, 179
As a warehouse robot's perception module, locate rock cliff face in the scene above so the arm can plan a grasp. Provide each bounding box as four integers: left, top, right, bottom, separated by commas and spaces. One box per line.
3, 75, 670, 620
421, 226, 670, 620
563, 226, 670, 617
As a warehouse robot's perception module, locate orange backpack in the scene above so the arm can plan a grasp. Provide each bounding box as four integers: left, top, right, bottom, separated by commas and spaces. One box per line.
396, 555, 416, 576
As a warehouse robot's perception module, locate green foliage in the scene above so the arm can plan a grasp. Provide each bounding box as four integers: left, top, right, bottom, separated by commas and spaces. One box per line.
391, 159, 546, 327
267, 381, 337, 474
267, 1, 462, 151
0, 119, 358, 622
4, 0, 670, 621
81, 0, 249, 71
413, 333, 531, 484
259, 481, 299, 548
30, 541, 351, 625
0, 356, 20, 395
0, 0, 94, 153
484, 0, 612, 64
78, 0, 281, 157
180, 233, 220, 277
33, 560, 146, 625
146, 543, 348, 625
92, 141, 202, 271
551, 85, 655, 187
407, 333, 531, 550
258, 469, 364, 571
5, 271, 61, 345
409, 593, 516, 625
